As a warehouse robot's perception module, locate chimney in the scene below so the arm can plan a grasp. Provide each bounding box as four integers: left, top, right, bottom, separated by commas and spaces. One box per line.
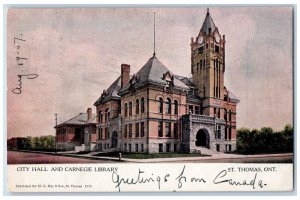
121, 64, 130, 88
87, 108, 92, 121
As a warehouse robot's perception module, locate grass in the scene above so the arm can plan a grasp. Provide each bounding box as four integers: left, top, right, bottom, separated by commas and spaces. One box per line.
95, 152, 209, 159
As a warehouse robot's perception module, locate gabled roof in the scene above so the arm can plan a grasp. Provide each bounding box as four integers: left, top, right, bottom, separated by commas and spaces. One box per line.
55, 113, 96, 128
119, 55, 189, 94
200, 9, 217, 35
94, 76, 121, 106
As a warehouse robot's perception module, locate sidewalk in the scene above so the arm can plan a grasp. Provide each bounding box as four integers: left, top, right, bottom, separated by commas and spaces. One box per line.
11, 149, 293, 163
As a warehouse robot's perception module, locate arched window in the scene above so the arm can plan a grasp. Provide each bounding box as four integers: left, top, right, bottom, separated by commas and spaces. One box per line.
159, 97, 163, 113
141, 98, 145, 113
174, 100, 178, 114
124, 103, 128, 117
129, 102, 132, 116
98, 111, 102, 123
105, 108, 110, 122
136, 99, 139, 114
200, 60, 202, 72
166, 98, 171, 114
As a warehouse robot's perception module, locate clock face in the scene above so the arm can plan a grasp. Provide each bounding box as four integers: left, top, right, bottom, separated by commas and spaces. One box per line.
215, 34, 221, 43
198, 36, 204, 44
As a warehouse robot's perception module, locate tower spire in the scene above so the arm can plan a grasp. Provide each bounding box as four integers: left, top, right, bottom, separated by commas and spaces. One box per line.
153, 12, 156, 57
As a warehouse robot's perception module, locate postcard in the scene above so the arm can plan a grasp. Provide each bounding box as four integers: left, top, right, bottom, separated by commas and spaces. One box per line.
6, 6, 294, 192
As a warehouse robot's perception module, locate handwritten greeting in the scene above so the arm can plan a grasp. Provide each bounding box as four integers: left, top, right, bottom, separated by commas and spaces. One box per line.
111, 165, 268, 192
12, 34, 38, 94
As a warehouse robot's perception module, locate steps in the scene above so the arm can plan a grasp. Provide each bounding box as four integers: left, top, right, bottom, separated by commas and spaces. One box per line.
190, 147, 222, 155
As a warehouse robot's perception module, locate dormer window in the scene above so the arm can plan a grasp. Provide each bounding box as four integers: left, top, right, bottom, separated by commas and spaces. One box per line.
130, 74, 140, 85
162, 71, 174, 86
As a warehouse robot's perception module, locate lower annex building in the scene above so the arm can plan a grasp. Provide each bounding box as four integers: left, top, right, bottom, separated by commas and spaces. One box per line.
55, 9, 239, 154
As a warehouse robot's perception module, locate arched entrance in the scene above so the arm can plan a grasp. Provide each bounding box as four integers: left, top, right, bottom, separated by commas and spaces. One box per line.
111, 131, 118, 148
196, 129, 210, 148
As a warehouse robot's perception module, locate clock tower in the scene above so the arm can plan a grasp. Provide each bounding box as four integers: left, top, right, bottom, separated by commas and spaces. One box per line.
191, 8, 226, 117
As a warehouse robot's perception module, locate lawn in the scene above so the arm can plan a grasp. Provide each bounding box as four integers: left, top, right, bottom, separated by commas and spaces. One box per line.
95, 152, 210, 159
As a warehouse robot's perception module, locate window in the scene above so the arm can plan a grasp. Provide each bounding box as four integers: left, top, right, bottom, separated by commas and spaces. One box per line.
129, 124, 132, 138
141, 98, 145, 113
135, 144, 138, 152
166, 98, 171, 114
166, 143, 170, 152
225, 126, 227, 140
229, 127, 232, 140
105, 127, 109, 139
141, 144, 144, 152
124, 143, 127, 152
196, 62, 199, 71
215, 45, 220, 53
135, 123, 139, 137
98, 111, 102, 123
136, 99, 139, 114
124, 125, 128, 138
216, 144, 220, 152
141, 122, 145, 137
217, 108, 220, 118
217, 125, 221, 139
200, 60, 202, 72
129, 144, 131, 152
195, 106, 200, 114
129, 102, 132, 116
224, 109, 227, 120
159, 144, 163, 153
174, 100, 178, 114
228, 145, 232, 152
159, 97, 163, 113
165, 122, 171, 137
98, 128, 103, 140
189, 105, 194, 114
229, 110, 232, 121
105, 108, 110, 122
158, 121, 163, 137
174, 123, 178, 138
174, 144, 177, 152
199, 46, 204, 53
124, 103, 128, 117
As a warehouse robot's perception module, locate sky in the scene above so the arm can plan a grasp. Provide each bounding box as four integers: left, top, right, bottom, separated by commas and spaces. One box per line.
7, 7, 293, 138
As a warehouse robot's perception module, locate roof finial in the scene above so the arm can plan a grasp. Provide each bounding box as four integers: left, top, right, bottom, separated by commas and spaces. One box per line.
153, 12, 156, 57
207, 8, 209, 14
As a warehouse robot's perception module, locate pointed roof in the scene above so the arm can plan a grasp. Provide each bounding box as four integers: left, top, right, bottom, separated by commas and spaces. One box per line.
94, 76, 121, 106
200, 9, 217, 35
119, 55, 189, 94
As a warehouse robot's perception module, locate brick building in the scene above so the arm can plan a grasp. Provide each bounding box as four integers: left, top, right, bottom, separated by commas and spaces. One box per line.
55, 10, 238, 153
55, 108, 97, 151
93, 10, 239, 154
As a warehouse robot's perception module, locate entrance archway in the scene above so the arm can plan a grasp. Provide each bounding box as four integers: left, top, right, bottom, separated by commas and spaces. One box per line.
196, 129, 210, 148
111, 131, 118, 148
